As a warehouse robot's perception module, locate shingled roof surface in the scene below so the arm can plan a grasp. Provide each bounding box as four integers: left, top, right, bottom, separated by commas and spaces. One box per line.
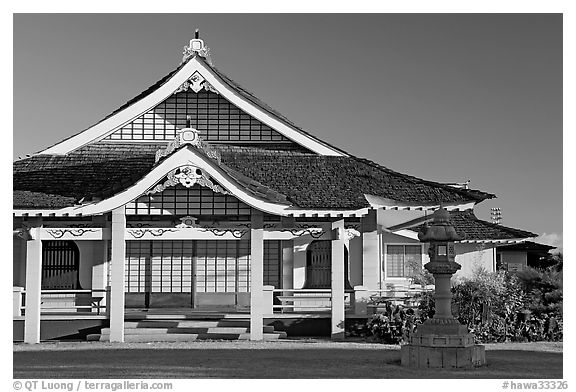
410, 210, 536, 241
14, 142, 494, 210
13, 190, 77, 209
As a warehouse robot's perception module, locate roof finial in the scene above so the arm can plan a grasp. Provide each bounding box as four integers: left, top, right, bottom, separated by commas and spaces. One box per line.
182, 29, 212, 64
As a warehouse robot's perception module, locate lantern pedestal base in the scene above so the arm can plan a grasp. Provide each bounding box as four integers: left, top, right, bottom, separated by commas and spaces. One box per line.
401, 319, 486, 368
401, 343, 485, 369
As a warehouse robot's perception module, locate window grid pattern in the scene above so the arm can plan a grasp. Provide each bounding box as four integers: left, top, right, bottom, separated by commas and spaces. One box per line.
386, 245, 422, 278
106, 90, 292, 143
125, 240, 253, 294
125, 241, 194, 293
126, 184, 251, 216
195, 240, 251, 293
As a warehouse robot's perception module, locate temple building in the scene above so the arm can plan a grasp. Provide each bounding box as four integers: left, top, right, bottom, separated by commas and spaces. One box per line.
13, 33, 537, 343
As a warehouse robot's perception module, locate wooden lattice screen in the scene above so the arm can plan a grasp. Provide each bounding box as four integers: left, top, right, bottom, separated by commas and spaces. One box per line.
106, 90, 294, 144
126, 184, 251, 216
41, 240, 80, 290
124, 240, 282, 294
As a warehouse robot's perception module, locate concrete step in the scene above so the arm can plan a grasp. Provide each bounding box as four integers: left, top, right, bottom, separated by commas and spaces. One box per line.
122, 320, 275, 332
124, 313, 239, 321
98, 334, 200, 342
94, 332, 286, 342
123, 319, 254, 328
238, 332, 287, 341
100, 327, 250, 335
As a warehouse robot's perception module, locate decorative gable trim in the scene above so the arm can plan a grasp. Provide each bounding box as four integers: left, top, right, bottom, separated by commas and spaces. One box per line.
147, 165, 229, 195
173, 71, 219, 94
40, 57, 345, 156
71, 147, 292, 215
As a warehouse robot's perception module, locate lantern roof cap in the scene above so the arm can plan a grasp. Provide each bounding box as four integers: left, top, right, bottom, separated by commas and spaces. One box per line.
418, 207, 462, 242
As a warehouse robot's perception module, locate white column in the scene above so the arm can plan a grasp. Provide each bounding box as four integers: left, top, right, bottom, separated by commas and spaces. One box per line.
91, 215, 108, 312
24, 227, 42, 344
250, 209, 264, 340
331, 219, 346, 341
281, 217, 294, 292
361, 209, 380, 290
109, 207, 126, 342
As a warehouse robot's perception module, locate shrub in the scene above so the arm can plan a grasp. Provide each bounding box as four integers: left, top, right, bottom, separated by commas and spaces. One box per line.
365, 305, 420, 344
366, 267, 562, 344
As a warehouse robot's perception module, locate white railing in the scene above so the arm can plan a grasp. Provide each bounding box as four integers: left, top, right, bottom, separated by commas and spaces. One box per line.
265, 287, 352, 313
14, 288, 108, 317
261, 285, 434, 316
366, 284, 435, 312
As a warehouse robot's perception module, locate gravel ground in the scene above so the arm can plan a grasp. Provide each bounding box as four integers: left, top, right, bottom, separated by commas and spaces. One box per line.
13, 339, 562, 353
13, 339, 563, 379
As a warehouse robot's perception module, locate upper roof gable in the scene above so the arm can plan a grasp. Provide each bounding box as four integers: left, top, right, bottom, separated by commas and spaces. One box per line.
39, 54, 347, 156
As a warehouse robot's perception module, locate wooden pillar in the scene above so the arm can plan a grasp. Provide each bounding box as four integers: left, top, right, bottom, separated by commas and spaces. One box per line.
281, 217, 295, 291
24, 226, 42, 344
361, 209, 380, 290
109, 207, 126, 342
91, 215, 108, 310
250, 209, 264, 340
331, 219, 346, 341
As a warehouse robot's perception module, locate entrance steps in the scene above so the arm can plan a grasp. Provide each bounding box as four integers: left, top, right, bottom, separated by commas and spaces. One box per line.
87, 314, 287, 342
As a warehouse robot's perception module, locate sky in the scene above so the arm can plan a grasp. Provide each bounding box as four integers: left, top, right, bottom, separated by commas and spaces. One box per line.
12, 13, 563, 250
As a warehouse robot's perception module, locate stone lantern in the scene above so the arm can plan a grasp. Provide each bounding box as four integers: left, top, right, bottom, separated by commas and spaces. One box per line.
400, 207, 486, 368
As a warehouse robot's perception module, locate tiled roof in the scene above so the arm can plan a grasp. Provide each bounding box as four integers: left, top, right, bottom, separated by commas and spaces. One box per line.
409, 210, 536, 241
14, 190, 77, 209
207, 59, 349, 156
14, 142, 494, 210
219, 149, 494, 209
497, 241, 556, 251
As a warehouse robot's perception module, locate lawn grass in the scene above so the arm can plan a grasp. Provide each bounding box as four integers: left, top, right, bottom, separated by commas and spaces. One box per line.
13, 340, 562, 379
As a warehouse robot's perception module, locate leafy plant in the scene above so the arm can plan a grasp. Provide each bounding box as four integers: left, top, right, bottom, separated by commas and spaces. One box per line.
365, 266, 563, 344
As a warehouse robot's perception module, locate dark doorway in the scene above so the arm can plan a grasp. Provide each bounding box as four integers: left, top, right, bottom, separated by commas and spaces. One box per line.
303, 240, 352, 289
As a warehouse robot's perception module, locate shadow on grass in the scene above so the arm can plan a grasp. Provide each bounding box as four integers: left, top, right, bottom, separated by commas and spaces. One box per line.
14, 348, 562, 379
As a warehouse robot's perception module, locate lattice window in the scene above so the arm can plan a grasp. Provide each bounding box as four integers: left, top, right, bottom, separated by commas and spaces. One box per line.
303, 241, 351, 289
106, 90, 293, 143
41, 241, 80, 290
195, 240, 251, 293
126, 184, 251, 216
125, 240, 252, 294
385, 245, 422, 278
125, 241, 194, 294
264, 240, 282, 288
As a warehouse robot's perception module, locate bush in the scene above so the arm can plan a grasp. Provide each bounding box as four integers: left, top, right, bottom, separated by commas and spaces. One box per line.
366, 267, 562, 344
365, 304, 420, 344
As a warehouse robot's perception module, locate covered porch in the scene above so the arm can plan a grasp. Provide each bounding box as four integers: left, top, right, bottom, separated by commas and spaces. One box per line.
13, 207, 435, 343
